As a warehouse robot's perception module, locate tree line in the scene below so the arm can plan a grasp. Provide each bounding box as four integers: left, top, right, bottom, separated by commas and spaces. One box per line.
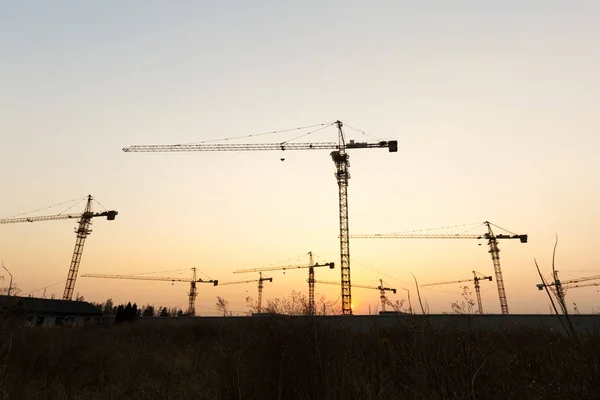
88, 299, 187, 321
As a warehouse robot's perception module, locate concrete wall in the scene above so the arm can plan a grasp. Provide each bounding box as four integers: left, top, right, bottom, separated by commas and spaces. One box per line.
132, 314, 600, 335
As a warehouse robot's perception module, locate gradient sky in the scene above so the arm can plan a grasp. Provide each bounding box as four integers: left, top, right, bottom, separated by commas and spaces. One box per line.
1, 1, 599, 315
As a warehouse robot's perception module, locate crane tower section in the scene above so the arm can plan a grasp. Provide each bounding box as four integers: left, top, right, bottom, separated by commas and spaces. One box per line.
485, 222, 508, 314
332, 121, 351, 314
63, 196, 96, 300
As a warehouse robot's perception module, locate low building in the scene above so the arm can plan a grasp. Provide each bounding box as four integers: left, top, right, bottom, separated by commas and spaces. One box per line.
0, 295, 102, 327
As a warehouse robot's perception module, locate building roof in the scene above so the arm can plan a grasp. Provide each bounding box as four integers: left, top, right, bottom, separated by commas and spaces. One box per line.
0, 295, 102, 316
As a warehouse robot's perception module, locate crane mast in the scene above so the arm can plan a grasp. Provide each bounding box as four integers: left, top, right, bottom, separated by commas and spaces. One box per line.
63, 196, 93, 300
188, 267, 198, 316
485, 222, 509, 314
308, 252, 315, 315
473, 274, 484, 314
377, 279, 395, 312
123, 120, 397, 315
331, 120, 352, 314
257, 272, 265, 313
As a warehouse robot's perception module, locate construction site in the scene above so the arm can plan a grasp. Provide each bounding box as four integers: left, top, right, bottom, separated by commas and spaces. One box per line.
2, 2, 600, 396
2, 121, 599, 399
1, 121, 598, 325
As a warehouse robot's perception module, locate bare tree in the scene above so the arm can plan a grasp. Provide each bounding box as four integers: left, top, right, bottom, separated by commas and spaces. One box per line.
102, 299, 114, 314
0, 284, 20, 296
216, 296, 231, 316
246, 291, 341, 316
388, 299, 407, 313
450, 286, 476, 314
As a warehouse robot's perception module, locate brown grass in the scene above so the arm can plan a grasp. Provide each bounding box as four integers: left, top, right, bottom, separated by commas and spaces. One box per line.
0, 317, 599, 399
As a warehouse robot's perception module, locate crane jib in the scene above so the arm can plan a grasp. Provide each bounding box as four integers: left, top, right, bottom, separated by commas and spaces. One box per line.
122, 140, 398, 153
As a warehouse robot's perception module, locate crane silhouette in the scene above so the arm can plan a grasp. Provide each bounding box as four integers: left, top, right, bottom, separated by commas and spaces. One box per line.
123, 120, 397, 315
350, 221, 527, 314
1, 195, 118, 300
81, 267, 217, 316
233, 252, 334, 315
219, 272, 273, 313
421, 271, 493, 314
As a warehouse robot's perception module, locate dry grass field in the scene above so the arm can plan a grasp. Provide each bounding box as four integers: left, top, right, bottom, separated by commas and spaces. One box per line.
0, 316, 599, 399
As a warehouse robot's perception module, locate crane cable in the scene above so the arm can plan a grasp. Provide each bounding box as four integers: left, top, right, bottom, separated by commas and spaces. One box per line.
312, 253, 411, 285
130, 268, 190, 276
280, 122, 336, 144
21, 279, 66, 297
57, 198, 88, 215
91, 197, 110, 212
487, 222, 519, 236
247, 252, 313, 271
197, 270, 213, 280
385, 222, 484, 235
343, 122, 383, 141
350, 257, 412, 286
3, 196, 88, 219
420, 286, 463, 294
181, 121, 337, 146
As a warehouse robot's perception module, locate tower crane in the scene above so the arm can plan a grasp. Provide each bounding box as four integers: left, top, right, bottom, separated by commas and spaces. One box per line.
233, 252, 334, 315
536, 272, 600, 300
421, 271, 493, 314
350, 221, 527, 314
316, 279, 397, 313
0, 195, 118, 300
81, 267, 217, 316
219, 272, 273, 313
123, 120, 398, 315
